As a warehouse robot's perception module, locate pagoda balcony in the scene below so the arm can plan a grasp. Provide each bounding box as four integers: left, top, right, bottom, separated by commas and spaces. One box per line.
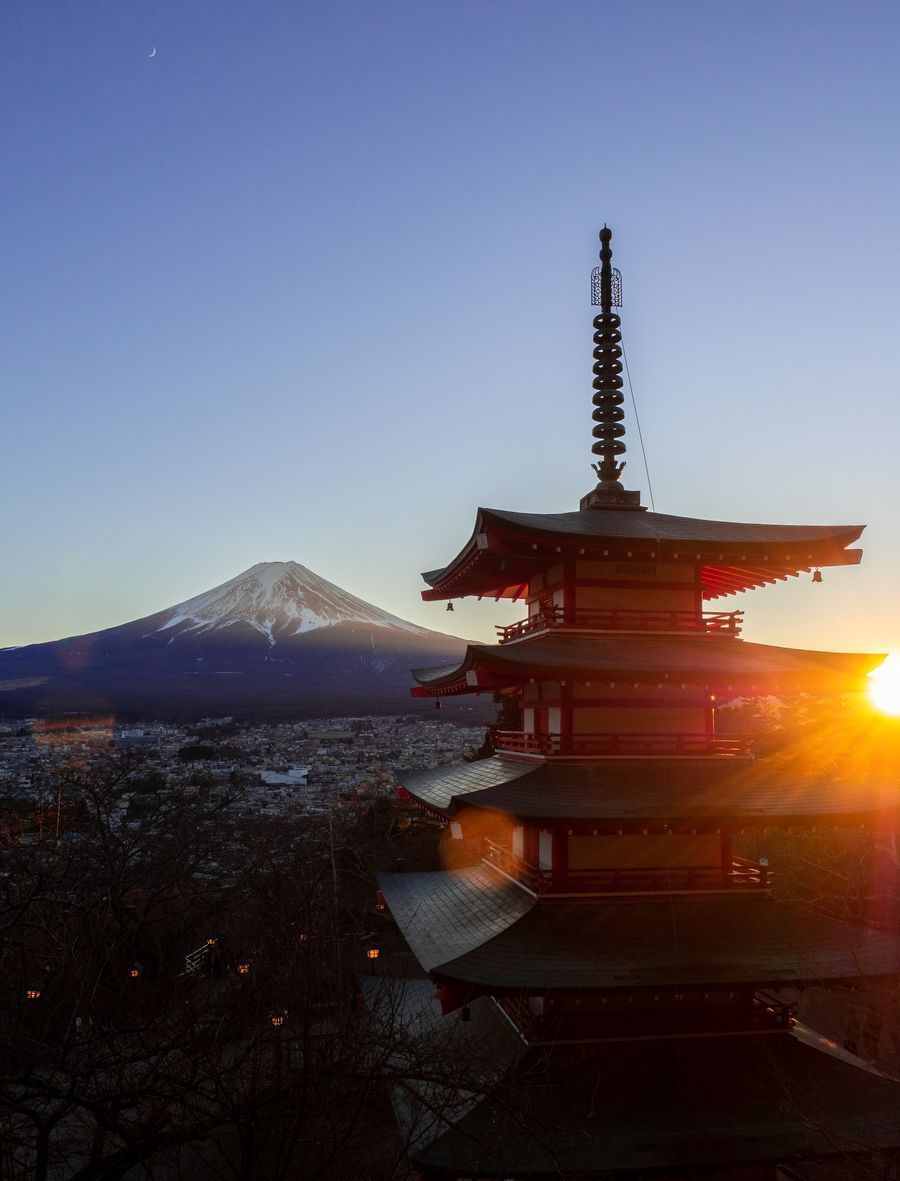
484, 839, 770, 895
494, 731, 750, 759
496, 606, 743, 644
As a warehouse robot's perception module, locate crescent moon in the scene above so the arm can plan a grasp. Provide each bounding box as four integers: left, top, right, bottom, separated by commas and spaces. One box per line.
149, 47, 157, 58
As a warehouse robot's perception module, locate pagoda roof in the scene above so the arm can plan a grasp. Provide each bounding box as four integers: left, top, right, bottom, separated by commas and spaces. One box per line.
370, 981, 900, 1177
397, 755, 900, 826
411, 633, 882, 696
421, 506, 864, 601
377, 866, 900, 990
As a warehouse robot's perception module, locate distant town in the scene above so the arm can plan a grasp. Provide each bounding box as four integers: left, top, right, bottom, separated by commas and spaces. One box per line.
0, 713, 485, 821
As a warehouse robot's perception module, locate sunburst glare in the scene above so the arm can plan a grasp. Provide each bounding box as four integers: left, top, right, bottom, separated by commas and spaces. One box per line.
868, 655, 900, 716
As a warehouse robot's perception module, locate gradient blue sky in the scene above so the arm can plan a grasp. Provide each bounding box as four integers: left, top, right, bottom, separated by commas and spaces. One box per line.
3, 0, 900, 653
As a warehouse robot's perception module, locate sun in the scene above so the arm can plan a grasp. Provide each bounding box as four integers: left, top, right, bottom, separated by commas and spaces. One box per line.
868, 654, 900, 716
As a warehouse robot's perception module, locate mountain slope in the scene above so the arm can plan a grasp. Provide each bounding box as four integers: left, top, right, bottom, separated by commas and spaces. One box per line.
0, 562, 475, 720
155, 562, 431, 644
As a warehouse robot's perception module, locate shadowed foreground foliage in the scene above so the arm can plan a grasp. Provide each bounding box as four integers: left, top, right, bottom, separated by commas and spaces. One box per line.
0, 755, 479, 1180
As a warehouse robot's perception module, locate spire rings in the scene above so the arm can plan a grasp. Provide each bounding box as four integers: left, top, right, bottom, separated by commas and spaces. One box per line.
589, 229, 629, 484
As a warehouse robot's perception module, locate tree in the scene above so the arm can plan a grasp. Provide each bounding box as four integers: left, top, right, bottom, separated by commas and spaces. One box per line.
467, 692, 521, 761
0, 752, 509, 1180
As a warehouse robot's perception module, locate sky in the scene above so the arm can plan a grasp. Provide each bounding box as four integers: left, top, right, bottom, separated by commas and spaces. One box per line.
3, 0, 900, 655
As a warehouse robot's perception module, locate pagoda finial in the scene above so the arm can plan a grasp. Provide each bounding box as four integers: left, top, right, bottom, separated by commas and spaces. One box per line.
581, 227, 643, 511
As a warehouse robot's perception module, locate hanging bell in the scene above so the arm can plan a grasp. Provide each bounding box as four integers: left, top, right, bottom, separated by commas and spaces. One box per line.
812, 569, 823, 584
446, 601, 454, 612
434, 699, 443, 711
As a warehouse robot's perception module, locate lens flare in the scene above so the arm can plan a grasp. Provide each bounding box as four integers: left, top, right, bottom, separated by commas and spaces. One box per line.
868, 655, 900, 717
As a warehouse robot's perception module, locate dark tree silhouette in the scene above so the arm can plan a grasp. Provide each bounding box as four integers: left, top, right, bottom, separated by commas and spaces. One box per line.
0, 754, 516, 1180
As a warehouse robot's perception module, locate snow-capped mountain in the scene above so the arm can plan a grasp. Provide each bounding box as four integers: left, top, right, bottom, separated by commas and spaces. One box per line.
0, 562, 473, 720
156, 561, 430, 645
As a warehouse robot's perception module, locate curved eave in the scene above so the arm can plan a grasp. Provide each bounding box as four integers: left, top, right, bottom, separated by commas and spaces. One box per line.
397, 756, 900, 827
378, 868, 900, 992
421, 507, 864, 602
407, 1031, 900, 1176
411, 635, 884, 697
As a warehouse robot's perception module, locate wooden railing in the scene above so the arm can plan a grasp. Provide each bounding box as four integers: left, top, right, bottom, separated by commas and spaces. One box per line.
496, 607, 743, 644
494, 731, 749, 758
484, 839, 770, 894
181, 944, 212, 977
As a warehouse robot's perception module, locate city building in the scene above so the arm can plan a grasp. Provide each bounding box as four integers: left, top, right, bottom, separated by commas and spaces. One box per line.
376, 229, 900, 1179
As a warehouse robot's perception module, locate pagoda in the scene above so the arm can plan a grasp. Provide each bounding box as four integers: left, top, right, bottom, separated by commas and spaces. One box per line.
374, 228, 900, 1179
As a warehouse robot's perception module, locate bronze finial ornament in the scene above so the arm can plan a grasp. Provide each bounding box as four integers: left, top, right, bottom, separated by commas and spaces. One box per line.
591, 227, 626, 488
581, 227, 642, 510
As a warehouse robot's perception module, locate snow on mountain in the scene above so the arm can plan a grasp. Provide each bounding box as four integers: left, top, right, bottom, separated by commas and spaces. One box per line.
156, 561, 431, 646
0, 561, 477, 720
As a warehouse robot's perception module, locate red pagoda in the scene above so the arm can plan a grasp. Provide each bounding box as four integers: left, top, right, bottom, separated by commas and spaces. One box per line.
375, 228, 900, 1179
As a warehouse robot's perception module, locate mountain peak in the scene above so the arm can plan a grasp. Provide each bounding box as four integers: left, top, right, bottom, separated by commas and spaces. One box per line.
157, 561, 430, 647
0, 560, 470, 721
